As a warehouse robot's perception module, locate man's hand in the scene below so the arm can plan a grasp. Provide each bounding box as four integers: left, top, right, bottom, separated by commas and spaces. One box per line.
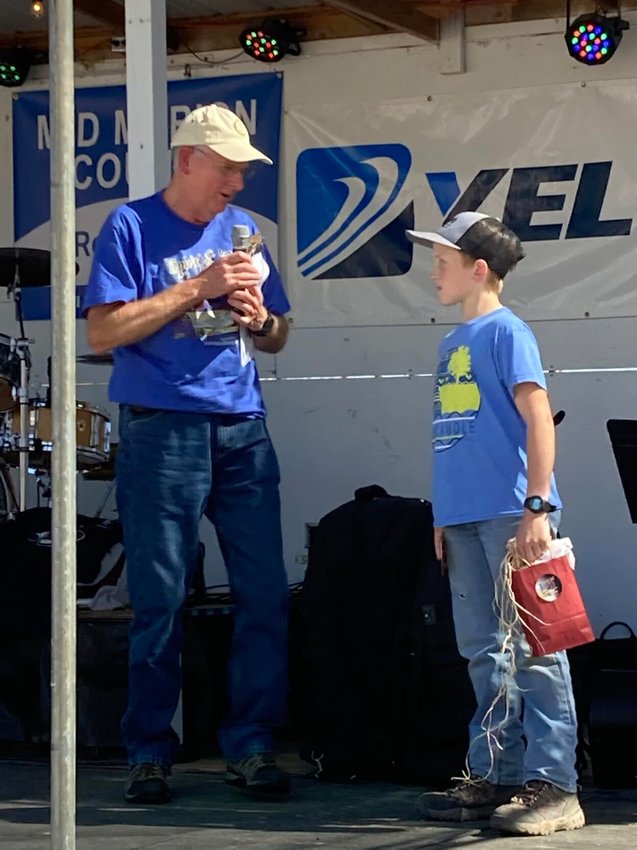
194, 251, 261, 302
227, 284, 268, 330
87, 252, 263, 354
515, 512, 552, 564
434, 526, 446, 572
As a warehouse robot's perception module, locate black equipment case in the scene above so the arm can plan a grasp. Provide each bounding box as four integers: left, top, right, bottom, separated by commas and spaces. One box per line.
296, 485, 474, 784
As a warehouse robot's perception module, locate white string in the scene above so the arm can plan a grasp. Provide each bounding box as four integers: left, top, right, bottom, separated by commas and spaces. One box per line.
460, 539, 552, 784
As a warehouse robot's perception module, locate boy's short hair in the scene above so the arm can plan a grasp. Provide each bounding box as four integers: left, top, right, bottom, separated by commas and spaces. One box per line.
406, 212, 525, 279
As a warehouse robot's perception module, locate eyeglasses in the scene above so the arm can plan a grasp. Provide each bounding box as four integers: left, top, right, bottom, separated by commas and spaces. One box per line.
194, 147, 251, 179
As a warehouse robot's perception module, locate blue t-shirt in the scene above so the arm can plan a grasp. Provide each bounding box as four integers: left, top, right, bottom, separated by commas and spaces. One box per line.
82, 194, 290, 416
432, 306, 561, 527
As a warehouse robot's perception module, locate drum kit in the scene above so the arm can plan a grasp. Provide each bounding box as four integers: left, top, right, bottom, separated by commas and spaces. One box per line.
0, 247, 115, 517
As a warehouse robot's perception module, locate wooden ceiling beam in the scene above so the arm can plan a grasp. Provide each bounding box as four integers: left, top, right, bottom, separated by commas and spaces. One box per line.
168, 7, 387, 54
0, 8, 387, 63
322, 0, 439, 41
416, 0, 515, 18
3, 1, 634, 64
73, 0, 125, 30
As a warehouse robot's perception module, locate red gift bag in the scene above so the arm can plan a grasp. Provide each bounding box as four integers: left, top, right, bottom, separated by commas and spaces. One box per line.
508, 550, 595, 657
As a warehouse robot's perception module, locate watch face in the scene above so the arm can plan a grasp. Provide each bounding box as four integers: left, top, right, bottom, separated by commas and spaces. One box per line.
527, 497, 543, 512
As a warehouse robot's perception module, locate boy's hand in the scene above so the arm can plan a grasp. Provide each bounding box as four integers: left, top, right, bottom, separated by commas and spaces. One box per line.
515, 513, 552, 564
434, 526, 446, 572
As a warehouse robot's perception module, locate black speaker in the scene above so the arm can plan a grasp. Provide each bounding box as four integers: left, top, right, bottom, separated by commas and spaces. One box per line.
76, 613, 131, 750
589, 669, 637, 788
181, 604, 234, 759
607, 419, 637, 523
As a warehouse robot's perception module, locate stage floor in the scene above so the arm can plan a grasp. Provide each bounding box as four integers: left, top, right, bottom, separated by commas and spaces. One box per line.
0, 750, 636, 849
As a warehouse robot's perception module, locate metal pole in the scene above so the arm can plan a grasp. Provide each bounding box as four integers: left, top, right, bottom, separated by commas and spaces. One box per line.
49, 0, 77, 847
18, 351, 29, 510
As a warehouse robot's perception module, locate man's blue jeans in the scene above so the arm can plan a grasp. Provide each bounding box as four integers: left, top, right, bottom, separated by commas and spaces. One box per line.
444, 514, 579, 792
116, 405, 289, 767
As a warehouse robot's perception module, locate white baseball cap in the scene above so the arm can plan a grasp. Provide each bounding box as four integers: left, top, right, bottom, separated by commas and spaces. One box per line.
171, 104, 273, 165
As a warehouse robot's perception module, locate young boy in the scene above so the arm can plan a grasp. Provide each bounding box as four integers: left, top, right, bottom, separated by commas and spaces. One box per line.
405, 212, 584, 836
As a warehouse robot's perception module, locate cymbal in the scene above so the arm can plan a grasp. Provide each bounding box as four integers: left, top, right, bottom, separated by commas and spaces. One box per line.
77, 353, 114, 365
0, 247, 50, 288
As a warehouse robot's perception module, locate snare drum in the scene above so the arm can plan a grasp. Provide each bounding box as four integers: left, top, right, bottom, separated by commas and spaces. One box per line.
0, 333, 30, 412
1, 401, 111, 470
75, 402, 112, 467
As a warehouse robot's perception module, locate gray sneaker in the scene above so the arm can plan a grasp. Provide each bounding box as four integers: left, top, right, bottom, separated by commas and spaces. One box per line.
416, 776, 518, 822
490, 780, 585, 835
125, 763, 171, 804
226, 753, 291, 798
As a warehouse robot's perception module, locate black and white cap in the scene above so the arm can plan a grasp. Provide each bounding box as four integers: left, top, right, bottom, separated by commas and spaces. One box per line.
406, 212, 525, 279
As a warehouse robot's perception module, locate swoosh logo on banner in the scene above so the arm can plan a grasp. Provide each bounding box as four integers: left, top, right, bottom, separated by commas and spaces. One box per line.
298, 156, 404, 278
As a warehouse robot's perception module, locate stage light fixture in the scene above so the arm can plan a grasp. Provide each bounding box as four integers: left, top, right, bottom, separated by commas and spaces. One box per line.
564, 11, 629, 65
0, 48, 32, 87
31, 0, 45, 19
239, 19, 305, 63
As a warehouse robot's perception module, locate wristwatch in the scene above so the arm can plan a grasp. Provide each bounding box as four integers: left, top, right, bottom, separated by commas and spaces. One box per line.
251, 311, 275, 337
524, 495, 558, 514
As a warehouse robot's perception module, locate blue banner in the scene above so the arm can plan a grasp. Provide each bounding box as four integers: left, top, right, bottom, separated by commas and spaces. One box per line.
13, 73, 282, 319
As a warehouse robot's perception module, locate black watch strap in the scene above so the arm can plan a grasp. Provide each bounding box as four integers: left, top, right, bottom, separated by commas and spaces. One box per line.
524, 495, 558, 514
251, 312, 274, 337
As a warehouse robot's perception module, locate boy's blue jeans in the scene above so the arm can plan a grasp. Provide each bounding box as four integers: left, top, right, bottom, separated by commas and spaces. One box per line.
444, 513, 579, 792
116, 405, 289, 767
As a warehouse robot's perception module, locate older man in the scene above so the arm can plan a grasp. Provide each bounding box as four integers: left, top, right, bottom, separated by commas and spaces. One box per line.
83, 105, 291, 803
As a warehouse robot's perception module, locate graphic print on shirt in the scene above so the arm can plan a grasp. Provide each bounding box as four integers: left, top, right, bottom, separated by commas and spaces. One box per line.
166, 238, 267, 345
433, 344, 481, 452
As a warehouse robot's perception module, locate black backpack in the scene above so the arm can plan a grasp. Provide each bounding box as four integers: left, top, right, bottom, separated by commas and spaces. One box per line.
297, 485, 474, 784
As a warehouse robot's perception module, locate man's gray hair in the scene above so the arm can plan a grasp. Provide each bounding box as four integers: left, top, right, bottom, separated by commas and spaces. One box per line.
171, 146, 181, 174
172, 145, 212, 175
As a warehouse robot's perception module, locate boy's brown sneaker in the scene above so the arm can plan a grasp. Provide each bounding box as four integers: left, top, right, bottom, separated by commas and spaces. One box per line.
490, 780, 585, 835
416, 775, 518, 822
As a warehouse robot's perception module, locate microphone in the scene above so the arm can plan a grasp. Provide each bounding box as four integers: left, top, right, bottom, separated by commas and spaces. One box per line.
230, 224, 253, 318
231, 224, 251, 252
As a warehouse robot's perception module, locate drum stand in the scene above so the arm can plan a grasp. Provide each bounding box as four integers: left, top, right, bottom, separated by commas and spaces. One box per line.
8, 269, 33, 512
0, 458, 19, 520
94, 478, 117, 519
36, 470, 52, 508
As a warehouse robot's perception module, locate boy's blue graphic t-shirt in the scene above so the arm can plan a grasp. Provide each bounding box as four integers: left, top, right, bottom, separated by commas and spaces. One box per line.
432, 306, 561, 527
82, 194, 290, 416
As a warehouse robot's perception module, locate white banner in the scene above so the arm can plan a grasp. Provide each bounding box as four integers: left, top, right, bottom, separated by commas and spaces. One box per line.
289, 80, 637, 327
